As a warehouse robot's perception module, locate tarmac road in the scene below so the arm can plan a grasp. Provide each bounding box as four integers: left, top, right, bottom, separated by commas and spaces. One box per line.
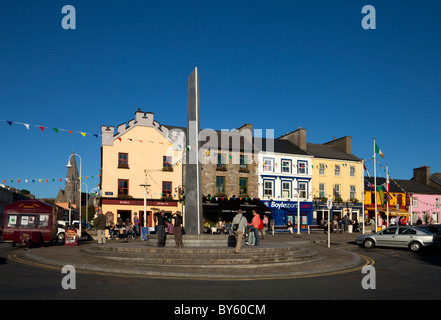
2, 240, 441, 302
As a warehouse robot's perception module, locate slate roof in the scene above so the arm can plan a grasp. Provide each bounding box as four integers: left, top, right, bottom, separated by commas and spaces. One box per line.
394, 179, 441, 195
364, 177, 441, 195
254, 137, 310, 156
306, 143, 361, 161
430, 173, 441, 187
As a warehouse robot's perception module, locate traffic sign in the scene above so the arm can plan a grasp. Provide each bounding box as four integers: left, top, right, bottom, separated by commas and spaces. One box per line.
326, 199, 333, 210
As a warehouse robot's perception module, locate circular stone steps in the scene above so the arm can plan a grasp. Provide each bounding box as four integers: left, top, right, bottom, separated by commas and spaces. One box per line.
81, 239, 323, 276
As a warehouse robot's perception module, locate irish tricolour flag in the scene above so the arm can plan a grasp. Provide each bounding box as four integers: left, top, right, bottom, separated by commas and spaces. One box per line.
375, 142, 384, 158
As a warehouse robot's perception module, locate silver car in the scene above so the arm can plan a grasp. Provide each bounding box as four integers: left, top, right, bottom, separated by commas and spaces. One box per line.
356, 226, 439, 252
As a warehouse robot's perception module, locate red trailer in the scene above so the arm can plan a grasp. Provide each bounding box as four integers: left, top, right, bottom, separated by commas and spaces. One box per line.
2, 200, 57, 246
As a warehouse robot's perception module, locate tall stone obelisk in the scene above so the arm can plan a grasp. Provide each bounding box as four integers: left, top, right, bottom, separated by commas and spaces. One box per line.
185, 67, 203, 234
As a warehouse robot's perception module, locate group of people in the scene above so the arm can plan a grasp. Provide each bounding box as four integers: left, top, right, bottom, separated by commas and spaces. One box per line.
319, 215, 362, 234
93, 211, 140, 244
154, 210, 184, 247
108, 220, 136, 240
368, 215, 409, 232
232, 210, 267, 253
94, 208, 270, 252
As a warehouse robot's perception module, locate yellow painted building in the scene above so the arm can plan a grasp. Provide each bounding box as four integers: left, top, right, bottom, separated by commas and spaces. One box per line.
277, 130, 364, 224
100, 109, 184, 228
307, 137, 364, 223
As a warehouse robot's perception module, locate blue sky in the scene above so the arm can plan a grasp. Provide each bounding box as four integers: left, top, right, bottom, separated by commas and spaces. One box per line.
1, 0, 440, 198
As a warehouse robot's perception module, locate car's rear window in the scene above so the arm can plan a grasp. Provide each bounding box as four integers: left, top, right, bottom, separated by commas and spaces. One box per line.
415, 227, 433, 235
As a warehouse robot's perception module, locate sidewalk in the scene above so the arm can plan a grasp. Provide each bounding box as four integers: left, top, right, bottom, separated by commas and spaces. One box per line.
14, 231, 368, 280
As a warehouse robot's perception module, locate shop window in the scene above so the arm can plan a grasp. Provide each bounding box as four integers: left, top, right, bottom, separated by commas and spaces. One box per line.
39, 214, 50, 227
7, 214, 17, 227
20, 214, 37, 228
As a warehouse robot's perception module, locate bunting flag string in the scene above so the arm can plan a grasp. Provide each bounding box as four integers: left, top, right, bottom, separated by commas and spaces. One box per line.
0, 119, 100, 139
1, 118, 179, 147
1, 174, 100, 185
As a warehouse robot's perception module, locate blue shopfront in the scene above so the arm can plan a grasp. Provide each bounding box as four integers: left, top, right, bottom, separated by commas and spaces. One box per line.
261, 200, 313, 232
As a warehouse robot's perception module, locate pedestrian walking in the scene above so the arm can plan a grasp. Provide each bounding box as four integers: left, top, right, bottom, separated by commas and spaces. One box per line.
94, 210, 107, 244
251, 210, 261, 246
262, 215, 269, 238
232, 209, 247, 253
369, 217, 376, 233
172, 211, 184, 247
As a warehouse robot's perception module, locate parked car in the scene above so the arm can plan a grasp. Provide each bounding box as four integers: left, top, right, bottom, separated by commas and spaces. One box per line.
414, 224, 441, 236
56, 222, 83, 242
356, 226, 440, 252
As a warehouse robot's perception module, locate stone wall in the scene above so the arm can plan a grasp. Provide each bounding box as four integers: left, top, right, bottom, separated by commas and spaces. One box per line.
201, 151, 258, 198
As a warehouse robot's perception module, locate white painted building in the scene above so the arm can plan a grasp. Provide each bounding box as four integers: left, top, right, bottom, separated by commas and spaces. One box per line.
254, 137, 313, 229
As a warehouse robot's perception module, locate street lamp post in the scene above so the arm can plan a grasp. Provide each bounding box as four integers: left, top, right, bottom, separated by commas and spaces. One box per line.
82, 183, 89, 227
294, 187, 301, 234
140, 184, 151, 229
67, 153, 82, 237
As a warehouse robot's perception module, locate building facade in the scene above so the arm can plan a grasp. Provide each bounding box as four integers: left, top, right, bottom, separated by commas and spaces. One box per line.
199, 124, 264, 223
256, 137, 313, 229
100, 109, 184, 227
364, 176, 408, 230
0, 185, 13, 225
277, 129, 363, 225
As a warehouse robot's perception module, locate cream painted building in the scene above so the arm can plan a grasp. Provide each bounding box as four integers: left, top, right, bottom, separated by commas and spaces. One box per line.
100, 109, 184, 228
307, 137, 363, 223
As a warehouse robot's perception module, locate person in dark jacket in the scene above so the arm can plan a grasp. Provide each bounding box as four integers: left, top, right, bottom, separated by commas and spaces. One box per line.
155, 210, 167, 247
94, 210, 107, 244
172, 211, 184, 247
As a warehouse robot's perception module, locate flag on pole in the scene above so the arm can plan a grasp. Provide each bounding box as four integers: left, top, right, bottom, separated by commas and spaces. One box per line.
374, 142, 384, 158
363, 162, 370, 177
377, 185, 385, 206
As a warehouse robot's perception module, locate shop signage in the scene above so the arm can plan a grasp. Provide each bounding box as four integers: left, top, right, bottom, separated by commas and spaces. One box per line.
102, 198, 178, 207
263, 200, 312, 210
64, 229, 78, 246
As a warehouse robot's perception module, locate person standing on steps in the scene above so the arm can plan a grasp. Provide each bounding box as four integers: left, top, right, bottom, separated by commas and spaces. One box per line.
172, 211, 184, 247
251, 210, 261, 246
232, 209, 248, 254
155, 210, 167, 247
